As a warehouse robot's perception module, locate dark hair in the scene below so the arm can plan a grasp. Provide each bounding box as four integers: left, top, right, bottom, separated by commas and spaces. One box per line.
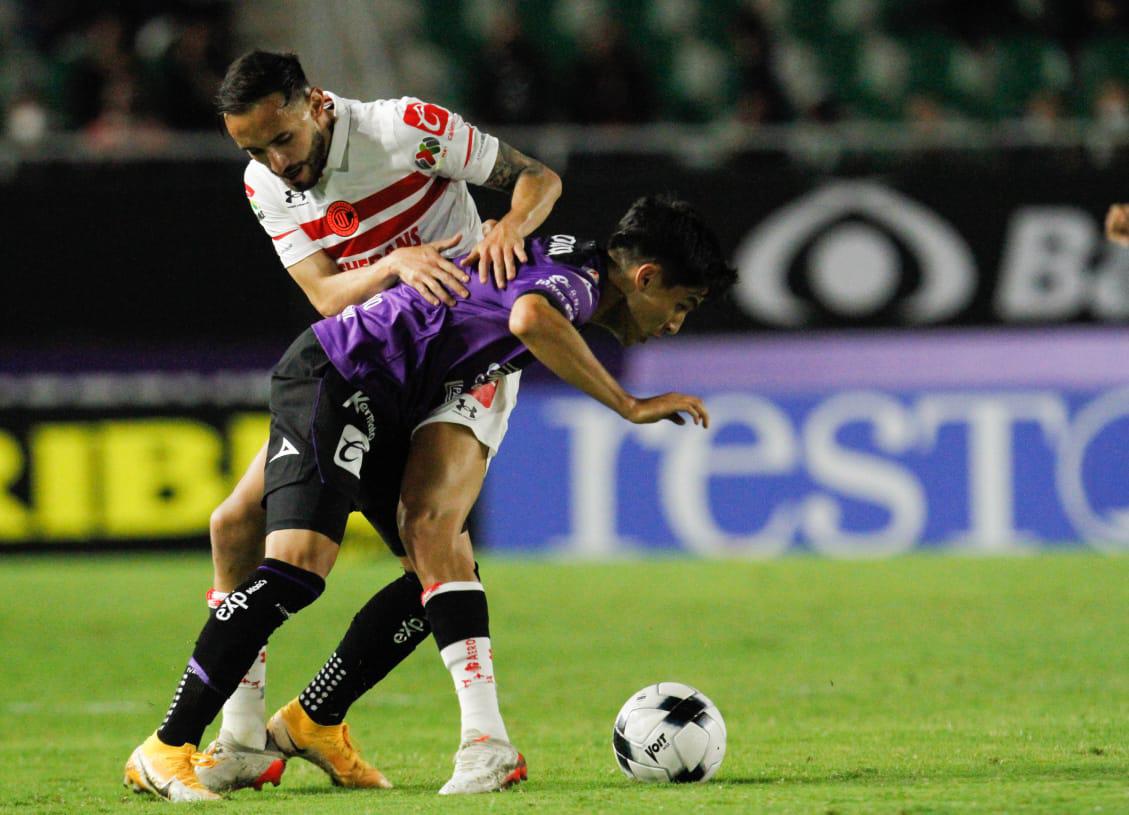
607, 195, 737, 297
216, 50, 309, 115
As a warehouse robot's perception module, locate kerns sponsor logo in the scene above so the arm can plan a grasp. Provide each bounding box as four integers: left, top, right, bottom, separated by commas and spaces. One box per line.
342, 390, 378, 441
734, 182, 976, 326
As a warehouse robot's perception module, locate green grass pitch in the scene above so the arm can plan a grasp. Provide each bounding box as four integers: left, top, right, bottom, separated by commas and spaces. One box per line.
0, 551, 1125, 814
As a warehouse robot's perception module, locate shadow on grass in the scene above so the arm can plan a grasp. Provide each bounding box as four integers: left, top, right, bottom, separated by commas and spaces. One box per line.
228, 760, 1125, 800
710, 762, 1127, 787
257, 783, 445, 797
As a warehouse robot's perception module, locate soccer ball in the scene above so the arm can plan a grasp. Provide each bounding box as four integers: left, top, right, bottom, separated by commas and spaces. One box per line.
612, 682, 726, 783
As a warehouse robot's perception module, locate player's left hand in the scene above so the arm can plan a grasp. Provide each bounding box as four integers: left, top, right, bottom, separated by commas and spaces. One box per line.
623, 393, 710, 428
463, 217, 527, 290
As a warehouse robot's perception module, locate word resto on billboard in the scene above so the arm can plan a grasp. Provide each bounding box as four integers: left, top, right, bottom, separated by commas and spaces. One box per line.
479, 330, 1129, 556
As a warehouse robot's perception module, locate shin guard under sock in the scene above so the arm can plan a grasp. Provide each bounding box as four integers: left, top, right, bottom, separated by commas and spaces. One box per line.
158, 558, 324, 747
208, 589, 269, 750
300, 571, 430, 725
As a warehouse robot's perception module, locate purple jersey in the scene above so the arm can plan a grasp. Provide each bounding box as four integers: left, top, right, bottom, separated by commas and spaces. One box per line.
312, 235, 605, 424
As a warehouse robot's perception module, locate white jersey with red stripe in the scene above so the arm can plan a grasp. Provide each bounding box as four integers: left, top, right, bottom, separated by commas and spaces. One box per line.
243, 93, 499, 272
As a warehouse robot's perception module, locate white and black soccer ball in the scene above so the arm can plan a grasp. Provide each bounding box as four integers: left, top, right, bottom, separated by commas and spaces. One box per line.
612, 682, 726, 783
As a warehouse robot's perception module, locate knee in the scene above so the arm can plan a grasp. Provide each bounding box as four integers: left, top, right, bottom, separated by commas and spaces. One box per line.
396, 501, 443, 552
398, 493, 467, 547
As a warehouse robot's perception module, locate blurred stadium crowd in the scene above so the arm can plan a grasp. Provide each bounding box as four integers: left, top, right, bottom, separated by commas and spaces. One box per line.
3, 0, 1129, 151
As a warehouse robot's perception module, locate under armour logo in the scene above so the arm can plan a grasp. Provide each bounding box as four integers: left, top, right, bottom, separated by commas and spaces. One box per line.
454, 398, 478, 420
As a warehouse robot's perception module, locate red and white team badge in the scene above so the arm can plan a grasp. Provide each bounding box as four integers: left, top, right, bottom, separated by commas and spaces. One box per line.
468, 381, 497, 408
326, 200, 360, 237
403, 101, 450, 135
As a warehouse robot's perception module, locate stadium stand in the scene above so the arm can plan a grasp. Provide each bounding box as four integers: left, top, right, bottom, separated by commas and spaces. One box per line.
3, 0, 1129, 144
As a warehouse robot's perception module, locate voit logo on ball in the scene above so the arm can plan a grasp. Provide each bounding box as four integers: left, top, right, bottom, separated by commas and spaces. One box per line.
733, 182, 976, 326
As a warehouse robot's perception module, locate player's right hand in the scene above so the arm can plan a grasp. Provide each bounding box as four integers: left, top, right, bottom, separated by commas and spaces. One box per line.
381, 233, 471, 306
623, 393, 710, 428
1105, 204, 1129, 246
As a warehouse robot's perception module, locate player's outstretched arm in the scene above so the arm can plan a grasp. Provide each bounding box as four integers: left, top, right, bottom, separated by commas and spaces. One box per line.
1105, 204, 1129, 246
287, 237, 471, 316
464, 142, 562, 289
509, 294, 709, 428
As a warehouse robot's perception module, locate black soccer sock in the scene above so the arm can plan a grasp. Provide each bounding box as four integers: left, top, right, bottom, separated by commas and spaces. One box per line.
423, 581, 491, 650
158, 558, 325, 747
299, 571, 431, 726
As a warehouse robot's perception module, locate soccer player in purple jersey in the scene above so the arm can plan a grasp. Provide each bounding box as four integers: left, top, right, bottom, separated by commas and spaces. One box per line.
125, 195, 736, 799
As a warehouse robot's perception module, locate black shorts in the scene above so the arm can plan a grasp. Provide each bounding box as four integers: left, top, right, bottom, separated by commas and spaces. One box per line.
263, 329, 411, 555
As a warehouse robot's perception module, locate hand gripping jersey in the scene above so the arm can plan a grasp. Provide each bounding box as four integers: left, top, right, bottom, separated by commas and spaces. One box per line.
243, 94, 499, 270
313, 236, 606, 425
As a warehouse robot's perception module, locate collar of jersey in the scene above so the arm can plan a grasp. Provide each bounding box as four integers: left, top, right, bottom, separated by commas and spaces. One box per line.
323, 91, 350, 175
589, 243, 611, 301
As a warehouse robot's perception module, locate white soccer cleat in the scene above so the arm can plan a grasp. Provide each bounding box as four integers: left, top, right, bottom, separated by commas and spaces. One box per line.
194, 733, 286, 793
437, 732, 527, 795
123, 732, 222, 802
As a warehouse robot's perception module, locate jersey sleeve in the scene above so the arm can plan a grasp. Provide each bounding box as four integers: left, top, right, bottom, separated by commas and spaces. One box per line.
386, 97, 499, 185
504, 266, 600, 327
243, 164, 320, 268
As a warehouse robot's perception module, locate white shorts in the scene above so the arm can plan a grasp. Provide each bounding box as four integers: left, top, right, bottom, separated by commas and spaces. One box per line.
412, 370, 520, 460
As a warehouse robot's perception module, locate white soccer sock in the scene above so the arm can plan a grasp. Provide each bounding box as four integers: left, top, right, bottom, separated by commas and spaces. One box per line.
439, 635, 508, 744
207, 589, 268, 750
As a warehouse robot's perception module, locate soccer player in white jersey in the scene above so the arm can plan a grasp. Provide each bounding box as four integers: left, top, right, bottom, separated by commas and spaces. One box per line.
122, 50, 561, 800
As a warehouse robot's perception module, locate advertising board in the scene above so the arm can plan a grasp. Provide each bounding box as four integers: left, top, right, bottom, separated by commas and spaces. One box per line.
478, 329, 1129, 556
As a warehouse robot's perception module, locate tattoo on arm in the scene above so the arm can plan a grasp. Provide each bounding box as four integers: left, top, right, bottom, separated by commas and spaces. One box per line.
484, 141, 545, 193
